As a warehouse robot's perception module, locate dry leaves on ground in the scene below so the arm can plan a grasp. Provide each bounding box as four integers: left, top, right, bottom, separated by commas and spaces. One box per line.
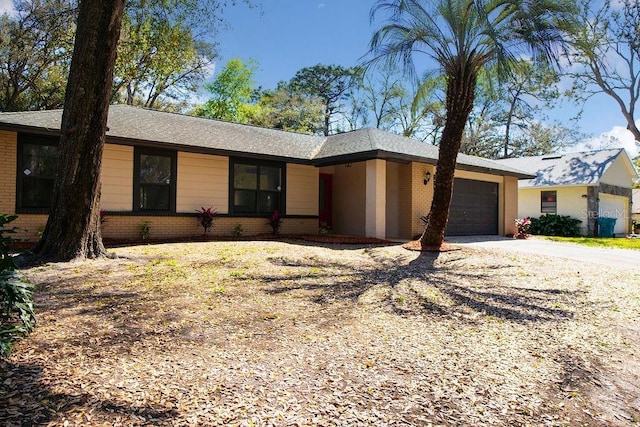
1, 239, 639, 426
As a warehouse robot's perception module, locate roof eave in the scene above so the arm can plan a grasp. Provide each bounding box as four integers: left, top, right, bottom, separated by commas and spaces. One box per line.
313, 150, 535, 178
0, 123, 60, 136
104, 135, 315, 165
518, 182, 599, 189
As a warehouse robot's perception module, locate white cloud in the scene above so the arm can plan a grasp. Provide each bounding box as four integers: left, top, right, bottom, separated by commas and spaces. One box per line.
0, 0, 15, 15
317, 3, 326, 9
574, 125, 639, 158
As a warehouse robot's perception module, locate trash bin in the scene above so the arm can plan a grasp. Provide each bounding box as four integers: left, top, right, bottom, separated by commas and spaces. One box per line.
597, 217, 617, 237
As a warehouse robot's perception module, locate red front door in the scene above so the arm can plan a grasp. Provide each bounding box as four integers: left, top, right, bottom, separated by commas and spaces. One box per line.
319, 173, 333, 227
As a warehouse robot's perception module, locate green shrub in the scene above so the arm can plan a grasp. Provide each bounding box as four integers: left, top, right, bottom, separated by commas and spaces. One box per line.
139, 221, 151, 240
529, 214, 582, 237
233, 223, 244, 238
0, 213, 35, 357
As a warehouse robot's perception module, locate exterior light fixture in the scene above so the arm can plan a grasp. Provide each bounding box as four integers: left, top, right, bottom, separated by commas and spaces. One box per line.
424, 171, 432, 186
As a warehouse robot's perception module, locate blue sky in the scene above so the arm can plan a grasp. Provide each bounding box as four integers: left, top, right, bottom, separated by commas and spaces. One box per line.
215, 1, 373, 89
1, 0, 636, 156
215, 0, 638, 157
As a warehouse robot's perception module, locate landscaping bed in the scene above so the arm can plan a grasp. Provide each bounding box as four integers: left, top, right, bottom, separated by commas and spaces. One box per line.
1, 240, 639, 426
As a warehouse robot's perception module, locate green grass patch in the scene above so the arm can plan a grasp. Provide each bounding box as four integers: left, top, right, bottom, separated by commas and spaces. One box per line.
543, 236, 640, 251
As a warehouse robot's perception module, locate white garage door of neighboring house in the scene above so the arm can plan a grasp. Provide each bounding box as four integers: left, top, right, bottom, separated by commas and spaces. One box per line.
599, 193, 628, 234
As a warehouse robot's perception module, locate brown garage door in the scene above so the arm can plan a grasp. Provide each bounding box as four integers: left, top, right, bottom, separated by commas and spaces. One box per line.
446, 178, 498, 236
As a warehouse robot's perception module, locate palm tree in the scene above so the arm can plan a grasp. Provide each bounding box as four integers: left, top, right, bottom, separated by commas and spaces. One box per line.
368, 0, 574, 249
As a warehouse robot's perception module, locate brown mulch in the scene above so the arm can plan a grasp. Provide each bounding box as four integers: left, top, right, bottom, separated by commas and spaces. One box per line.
101, 233, 393, 248
402, 239, 462, 252
2, 240, 639, 426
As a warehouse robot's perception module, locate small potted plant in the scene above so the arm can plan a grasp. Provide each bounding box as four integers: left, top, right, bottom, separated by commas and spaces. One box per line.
195, 206, 217, 235
633, 220, 640, 234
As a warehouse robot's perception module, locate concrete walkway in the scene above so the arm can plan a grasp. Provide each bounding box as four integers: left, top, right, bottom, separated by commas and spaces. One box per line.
446, 236, 640, 269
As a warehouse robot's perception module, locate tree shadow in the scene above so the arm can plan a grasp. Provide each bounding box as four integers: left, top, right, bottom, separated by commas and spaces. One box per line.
0, 360, 178, 426
532, 153, 615, 186
262, 248, 580, 323
19, 259, 207, 357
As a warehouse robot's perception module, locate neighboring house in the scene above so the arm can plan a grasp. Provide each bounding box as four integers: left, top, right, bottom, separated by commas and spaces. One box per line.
496, 149, 638, 236
0, 105, 531, 242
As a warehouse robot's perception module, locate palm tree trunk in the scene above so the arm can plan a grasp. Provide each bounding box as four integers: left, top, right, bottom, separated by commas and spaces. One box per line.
420, 67, 477, 249
35, 0, 125, 261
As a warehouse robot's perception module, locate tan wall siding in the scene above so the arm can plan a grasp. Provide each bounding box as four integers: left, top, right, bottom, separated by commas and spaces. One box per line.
101, 144, 133, 211
177, 152, 229, 213
286, 164, 318, 215
0, 130, 17, 215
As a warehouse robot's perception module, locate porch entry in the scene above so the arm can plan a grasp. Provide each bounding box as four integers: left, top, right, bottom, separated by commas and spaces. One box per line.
319, 173, 333, 227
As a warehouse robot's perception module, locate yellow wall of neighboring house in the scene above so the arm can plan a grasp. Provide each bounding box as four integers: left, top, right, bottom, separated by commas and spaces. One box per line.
601, 155, 635, 188
518, 186, 589, 235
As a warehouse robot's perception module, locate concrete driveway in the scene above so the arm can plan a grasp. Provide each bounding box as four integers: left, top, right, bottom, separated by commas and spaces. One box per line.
446, 236, 640, 269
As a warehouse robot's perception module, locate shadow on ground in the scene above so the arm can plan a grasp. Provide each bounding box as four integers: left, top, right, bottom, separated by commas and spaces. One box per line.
264, 248, 580, 323
0, 361, 178, 426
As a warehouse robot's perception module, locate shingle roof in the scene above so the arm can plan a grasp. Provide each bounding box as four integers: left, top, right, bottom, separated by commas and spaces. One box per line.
495, 149, 629, 187
0, 105, 532, 177
0, 104, 322, 161
319, 128, 533, 177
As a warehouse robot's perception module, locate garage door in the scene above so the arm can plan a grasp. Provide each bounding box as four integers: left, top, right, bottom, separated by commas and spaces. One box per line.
599, 193, 628, 234
446, 178, 498, 236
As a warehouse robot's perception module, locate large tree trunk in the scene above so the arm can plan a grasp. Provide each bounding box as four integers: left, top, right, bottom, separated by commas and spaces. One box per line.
35, 0, 125, 261
420, 67, 477, 249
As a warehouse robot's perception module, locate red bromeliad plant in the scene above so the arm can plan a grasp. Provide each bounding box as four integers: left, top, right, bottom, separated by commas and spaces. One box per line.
514, 217, 531, 239
195, 207, 217, 235
268, 210, 282, 234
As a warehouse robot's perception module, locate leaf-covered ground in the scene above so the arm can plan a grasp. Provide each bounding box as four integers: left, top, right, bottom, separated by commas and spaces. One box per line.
2, 240, 639, 426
